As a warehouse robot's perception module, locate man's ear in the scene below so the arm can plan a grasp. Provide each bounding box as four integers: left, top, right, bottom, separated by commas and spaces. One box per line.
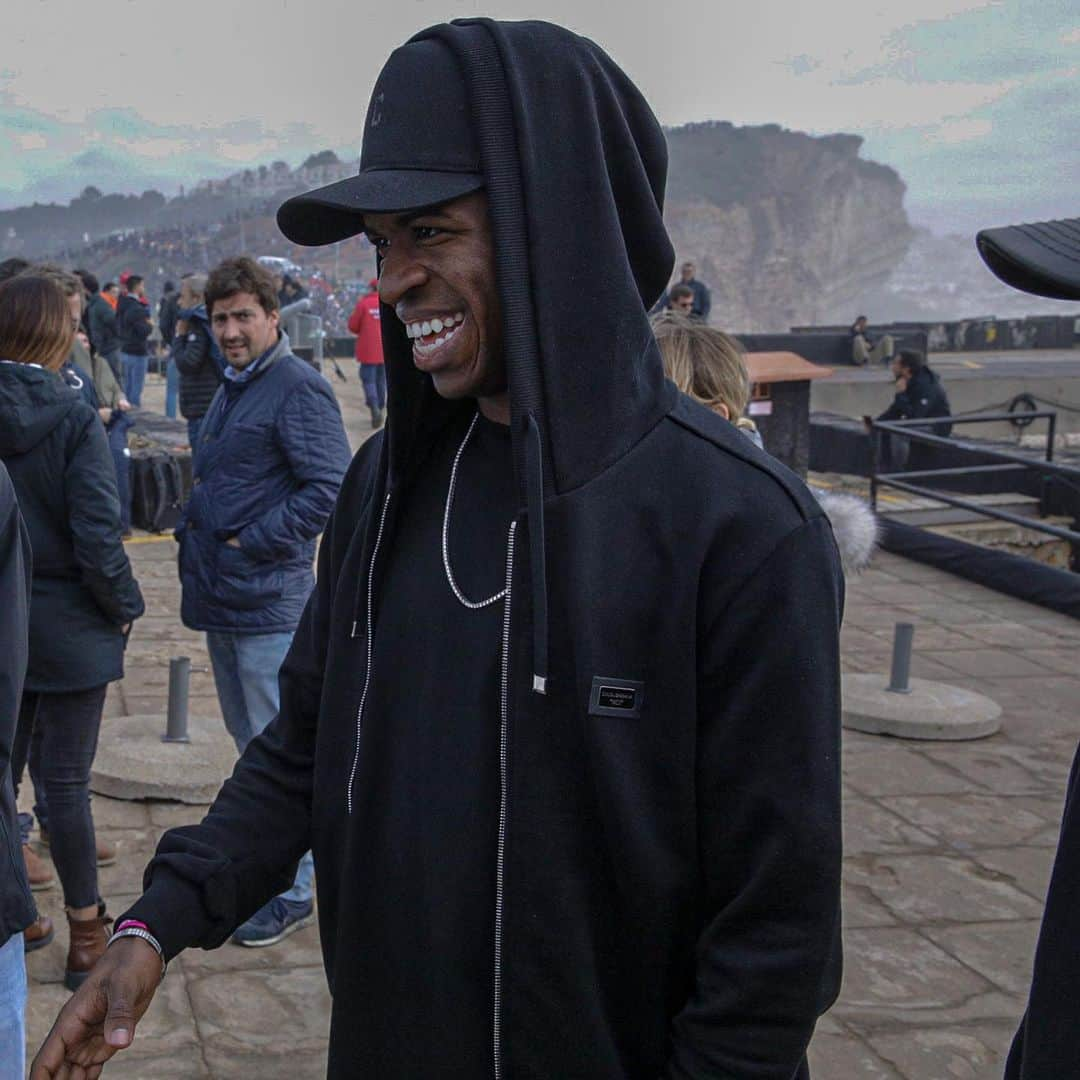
715, 402, 730, 421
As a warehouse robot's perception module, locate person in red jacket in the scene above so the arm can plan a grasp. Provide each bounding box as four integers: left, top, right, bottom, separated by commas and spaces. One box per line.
347, 280, 385, 427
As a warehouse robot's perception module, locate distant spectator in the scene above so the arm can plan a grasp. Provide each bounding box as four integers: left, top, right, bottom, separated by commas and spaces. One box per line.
77, 271, 122, 380
159, 281, 181, 418
0, 273, 143, 991
172, 257, 350, 947
869, 349, 951, 471
850, 315, 894, 367
158, 281, 179, 347
347, 279, 385, 427
101, 282, 119, 310
667, 283, 696, 317
279, 274, 308, 305
652, 261, 712, 322
876, 350, 951, 432
171, 272, 224, 452
115, 275, 153, 405
677, 261, 711, 321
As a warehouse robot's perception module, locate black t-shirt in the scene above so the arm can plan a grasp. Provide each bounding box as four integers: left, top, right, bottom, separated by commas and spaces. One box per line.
353, 410, 515, 1074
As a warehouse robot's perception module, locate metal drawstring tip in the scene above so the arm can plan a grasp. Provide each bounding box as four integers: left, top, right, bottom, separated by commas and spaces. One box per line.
350, 621, 358, 639
532, 674, 547, 695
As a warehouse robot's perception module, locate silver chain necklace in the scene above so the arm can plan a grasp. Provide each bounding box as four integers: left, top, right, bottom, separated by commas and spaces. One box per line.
443, 411, 508, 609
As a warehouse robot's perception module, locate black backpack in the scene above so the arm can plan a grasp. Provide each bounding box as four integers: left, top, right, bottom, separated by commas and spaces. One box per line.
130, 450, 184, 532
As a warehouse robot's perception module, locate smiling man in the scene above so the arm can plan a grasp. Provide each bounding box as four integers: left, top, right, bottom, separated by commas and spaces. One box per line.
33, 21, 843, 1080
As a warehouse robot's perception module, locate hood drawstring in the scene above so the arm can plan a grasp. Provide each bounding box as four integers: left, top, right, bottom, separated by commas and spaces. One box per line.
524, 413, 548, 695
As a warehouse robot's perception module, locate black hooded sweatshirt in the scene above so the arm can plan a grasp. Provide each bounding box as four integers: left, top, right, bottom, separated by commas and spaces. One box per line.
124, 20, 843, 1079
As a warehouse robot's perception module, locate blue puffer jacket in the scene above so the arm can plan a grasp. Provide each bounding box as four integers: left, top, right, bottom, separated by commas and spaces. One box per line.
177, 333, 352, 633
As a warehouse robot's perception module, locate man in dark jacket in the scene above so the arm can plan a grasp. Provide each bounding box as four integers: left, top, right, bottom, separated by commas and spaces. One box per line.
159, 282, 180, 419
115, 275, 152, 406
80, 272, 122, 380
873, 349, 952, 470
176, 256, 349, 948
877, 350, 952, 431
33, 23, 843, 1080
0, 461, 34, 1080
171, 273, 223, 451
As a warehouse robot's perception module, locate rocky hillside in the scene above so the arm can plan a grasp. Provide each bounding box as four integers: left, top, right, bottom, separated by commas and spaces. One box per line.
664, 123, 913, 331
5, 126, 915, 332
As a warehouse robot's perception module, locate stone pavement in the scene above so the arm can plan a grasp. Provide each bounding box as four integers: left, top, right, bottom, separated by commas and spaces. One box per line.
21, 369, 1080, 1077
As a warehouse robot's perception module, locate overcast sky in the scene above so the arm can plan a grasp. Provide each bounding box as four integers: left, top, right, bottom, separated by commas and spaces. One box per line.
1, 0, 1076, 234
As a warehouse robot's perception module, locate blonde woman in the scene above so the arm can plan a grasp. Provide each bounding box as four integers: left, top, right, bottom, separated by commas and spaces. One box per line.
652, 313, 763, 447
654, 312, 877, 573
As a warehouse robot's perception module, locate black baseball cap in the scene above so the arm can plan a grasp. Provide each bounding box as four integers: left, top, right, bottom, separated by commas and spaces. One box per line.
277, 39, 484, 247
976, 217, 1080, 301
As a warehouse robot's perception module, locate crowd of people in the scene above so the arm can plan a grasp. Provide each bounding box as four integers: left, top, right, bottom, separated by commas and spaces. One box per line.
0, 18, 1075, 1080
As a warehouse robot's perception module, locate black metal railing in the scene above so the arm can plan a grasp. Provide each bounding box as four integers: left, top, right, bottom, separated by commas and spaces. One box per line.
869, 409, 1080, 546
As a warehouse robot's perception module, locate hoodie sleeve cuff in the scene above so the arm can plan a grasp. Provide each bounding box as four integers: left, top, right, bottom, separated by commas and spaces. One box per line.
117, 873, 214, 963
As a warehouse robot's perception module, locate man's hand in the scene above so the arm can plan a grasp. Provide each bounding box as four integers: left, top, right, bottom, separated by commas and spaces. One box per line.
30, 938, 163, 1078
174, 318, 189, 335
226, 537, 242, 549
895, 374, 909, 393
98, 407, 113, 424
118, 397, 132, 412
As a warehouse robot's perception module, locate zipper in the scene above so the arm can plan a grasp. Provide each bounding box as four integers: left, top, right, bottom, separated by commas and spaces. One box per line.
493, 519, 517, 1080
346, 491, 392, 816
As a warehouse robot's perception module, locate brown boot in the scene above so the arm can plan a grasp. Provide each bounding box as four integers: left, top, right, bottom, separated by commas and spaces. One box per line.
23, 914, 54, 953
23, 843, 55, 891
41, 828, 116, 867
65, 905, 113, 991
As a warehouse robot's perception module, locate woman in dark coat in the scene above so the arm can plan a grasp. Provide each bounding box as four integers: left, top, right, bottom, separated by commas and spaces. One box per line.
0, 274, 144, 989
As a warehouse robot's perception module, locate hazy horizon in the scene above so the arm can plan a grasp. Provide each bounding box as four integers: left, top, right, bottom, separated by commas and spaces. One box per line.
2, 1, 1077, 236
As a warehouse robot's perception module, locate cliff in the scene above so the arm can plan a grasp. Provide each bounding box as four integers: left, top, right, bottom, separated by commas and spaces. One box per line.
664, 123, 913, 331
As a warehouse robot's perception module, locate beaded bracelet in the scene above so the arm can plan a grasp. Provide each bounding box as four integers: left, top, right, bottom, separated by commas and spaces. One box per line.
107, 923, 167, 981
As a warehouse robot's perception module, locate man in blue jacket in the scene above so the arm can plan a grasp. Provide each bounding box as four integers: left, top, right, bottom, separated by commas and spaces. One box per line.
177, 256, 351, 946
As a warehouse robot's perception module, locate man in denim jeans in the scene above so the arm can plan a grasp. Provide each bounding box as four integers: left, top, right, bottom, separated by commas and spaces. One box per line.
176, 256, 351, 946
115, 275, 153, 406
0, 462, 34, 1079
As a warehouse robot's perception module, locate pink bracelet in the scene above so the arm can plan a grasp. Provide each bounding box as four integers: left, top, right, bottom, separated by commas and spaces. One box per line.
115, 919, 150, 934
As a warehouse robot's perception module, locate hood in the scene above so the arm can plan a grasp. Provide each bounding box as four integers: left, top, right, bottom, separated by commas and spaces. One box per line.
0, 364, 82, 455
380, 18, 675, 497
342, 20, 676, 695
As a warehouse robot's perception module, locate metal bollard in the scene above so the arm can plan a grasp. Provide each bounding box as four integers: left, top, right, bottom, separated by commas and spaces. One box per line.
886, 623, 914, 694
163, 657, 191, 743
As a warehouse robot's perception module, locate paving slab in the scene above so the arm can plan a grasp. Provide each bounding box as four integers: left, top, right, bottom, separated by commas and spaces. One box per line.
835, 927, 995, 1012
808, 1030, 905, 1078
923, 921, 1041, 996
882, 794, 1061, 850
849, 853, 1045, 924
187, 967, 332, 1058
864, 1024, 1012, 1080
842, 746, 979, 796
